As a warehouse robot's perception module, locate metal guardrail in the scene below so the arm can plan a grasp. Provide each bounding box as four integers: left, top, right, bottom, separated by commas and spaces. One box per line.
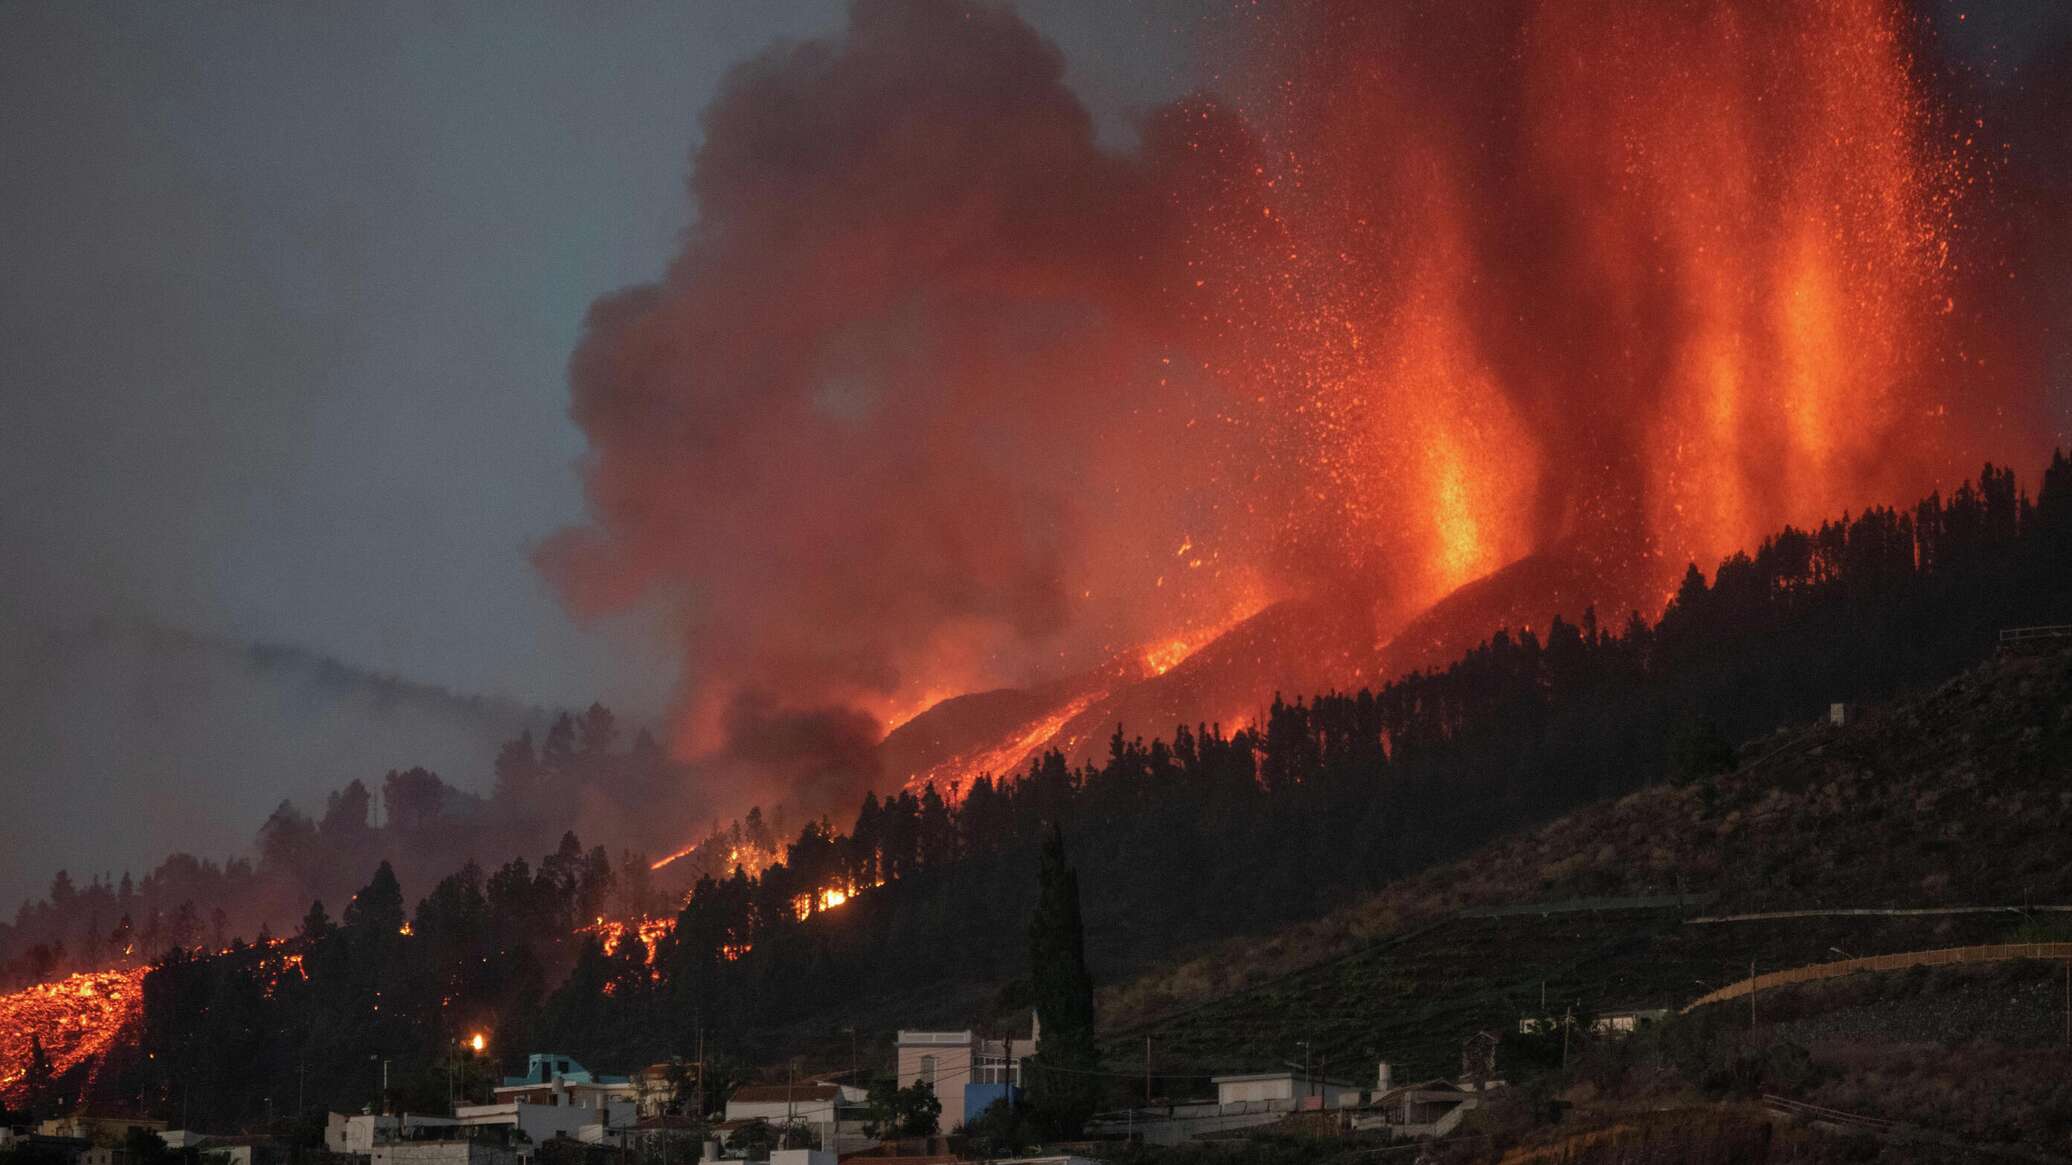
1686, 904, 2072, 925
1761, 1094, 1900, 1133
1458, 892, 1714, 919
1999, 625, 2072, 649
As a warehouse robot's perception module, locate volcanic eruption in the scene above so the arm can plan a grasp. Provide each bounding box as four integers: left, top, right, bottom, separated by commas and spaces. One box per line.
539, 0, 2054, 821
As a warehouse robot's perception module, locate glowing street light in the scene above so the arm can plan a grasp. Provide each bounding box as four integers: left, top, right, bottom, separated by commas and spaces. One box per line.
469, 1032, 487, 1054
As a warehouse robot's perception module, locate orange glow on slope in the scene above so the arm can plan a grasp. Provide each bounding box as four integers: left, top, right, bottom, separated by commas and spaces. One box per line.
1141, 587, 1273, 677
899, 688, 1108, 797
0, 968, 146, 1099
582, 915, 677, 964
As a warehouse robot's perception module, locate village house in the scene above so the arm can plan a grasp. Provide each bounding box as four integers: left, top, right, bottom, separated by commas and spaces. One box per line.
1518, 1005, 1668, 1037
1088, 1069, 1363, 1146
369, 1136, 519, 1165
450, 1053, 637, 1147
327, 1113, 462, 1156
894, 1014, 1038, 1131
36, 1115, 167, 1146
721, 1081, 869, 1154
629, 1062, 681, 1117
1353, 1078, 1483, 1139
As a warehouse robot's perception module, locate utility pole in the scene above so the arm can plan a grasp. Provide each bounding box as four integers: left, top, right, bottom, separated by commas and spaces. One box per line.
1143, 1037, 1152, 1108
1749, 959, 1758, 1029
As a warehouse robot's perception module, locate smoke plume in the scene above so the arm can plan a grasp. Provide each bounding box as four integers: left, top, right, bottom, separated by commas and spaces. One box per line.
542, 0, 2059, 812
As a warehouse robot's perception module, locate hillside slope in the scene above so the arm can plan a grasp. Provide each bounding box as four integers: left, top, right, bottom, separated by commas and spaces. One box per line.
1102, 644, 2072, 1077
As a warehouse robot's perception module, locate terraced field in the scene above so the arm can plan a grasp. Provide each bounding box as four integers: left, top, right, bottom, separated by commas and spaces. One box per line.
1108, 906, 2028, 1082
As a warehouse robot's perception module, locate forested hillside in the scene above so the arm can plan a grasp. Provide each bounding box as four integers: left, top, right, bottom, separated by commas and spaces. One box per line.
10, 453, 2072, 1132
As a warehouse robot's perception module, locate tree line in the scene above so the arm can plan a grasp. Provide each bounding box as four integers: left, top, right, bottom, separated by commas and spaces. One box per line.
18, 452, 2072, 1131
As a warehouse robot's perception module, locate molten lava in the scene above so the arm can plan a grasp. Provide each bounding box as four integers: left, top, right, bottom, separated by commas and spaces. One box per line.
540, 0, 2039, 825
0, 968, 146, 1100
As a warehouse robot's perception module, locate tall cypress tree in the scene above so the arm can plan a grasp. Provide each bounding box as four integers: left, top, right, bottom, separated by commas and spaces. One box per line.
1024, 823, 1099, 1137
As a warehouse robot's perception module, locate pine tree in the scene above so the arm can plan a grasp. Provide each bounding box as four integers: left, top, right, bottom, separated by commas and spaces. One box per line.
25, 1032, 54, 1120
1023, 823, 1099, 1137
301, 900, 334, 941
344, 862, 405, 936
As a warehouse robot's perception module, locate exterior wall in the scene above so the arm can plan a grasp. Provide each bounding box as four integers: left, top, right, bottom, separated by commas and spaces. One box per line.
1215, 1078, 1292, 1106
331, 1115, 396, 1155
961, 1083, 1020, 1126
328, 1114, 461, 1155
768, 1151, 837, 1165
631, 1066, 678, 1117
721, 1100, 836, 1126
490, 1083, 637, 1110
371, 1142, 519, 1165
896, 1032, 975, 1131
1212, 1074, 1359, 1107
454, 1101, 625, 1146
40, 1118, 168, 1145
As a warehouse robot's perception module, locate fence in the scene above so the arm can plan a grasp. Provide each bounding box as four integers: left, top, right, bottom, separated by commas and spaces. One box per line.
1681, 941, 2072, 1013
1685, 904, 2072, 925
1457, 893, 1714, 919
1998, 625, 2072, 652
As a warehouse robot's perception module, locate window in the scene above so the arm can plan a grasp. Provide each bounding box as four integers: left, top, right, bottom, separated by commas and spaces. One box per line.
918, 1055, 936, 1085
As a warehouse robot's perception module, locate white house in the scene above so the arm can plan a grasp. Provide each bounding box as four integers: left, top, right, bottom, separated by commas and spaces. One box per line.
491, 1055, 638, 1112
450, 1053, 638, 1148
1211, 1071, 1362, 1110
1090, 1070, 1363, 1146
452, 1101, 630, 1147
370, 1142, 519, 1165
722, 1082, 867, 1153
327, 1114, 461, 1156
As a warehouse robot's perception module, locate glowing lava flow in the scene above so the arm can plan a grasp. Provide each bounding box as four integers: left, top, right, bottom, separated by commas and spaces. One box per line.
582, 915, 676, 963
0, 967, 147, 1099
900, 688, 1109, 798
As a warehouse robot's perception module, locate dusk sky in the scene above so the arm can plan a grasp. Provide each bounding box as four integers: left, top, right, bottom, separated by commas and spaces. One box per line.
0, 2, 1202, 902
0, 0, 2065, 907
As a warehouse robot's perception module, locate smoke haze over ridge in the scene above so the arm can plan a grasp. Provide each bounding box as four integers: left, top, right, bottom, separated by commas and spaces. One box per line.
544, 0, 2072, 821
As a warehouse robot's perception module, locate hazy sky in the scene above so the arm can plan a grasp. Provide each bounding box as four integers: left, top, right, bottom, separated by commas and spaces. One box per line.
0, 1, 1199, 904
0, 0, 2060, 907
0, 2, 1198, 713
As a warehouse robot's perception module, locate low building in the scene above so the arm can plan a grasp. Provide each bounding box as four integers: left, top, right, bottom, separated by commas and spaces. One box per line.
370, 1141, 520, 1165
1590, 1006, 1669, 1035
1353, 1079, 1481, 1139
722, 1082, 867, 1153
453, 1101, 626, 1147
1211, 1071, 1362, 1111
326, 1113, 462, 1156
14, 1134, 90, 1162
1089, 1070, 1363, 1146
630, 1063, 682, 1118
607, 1114, 703, 1156
38, 1116, 168, 1146
494, 1054, 637, 1111
451, 1053, 638, 1149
